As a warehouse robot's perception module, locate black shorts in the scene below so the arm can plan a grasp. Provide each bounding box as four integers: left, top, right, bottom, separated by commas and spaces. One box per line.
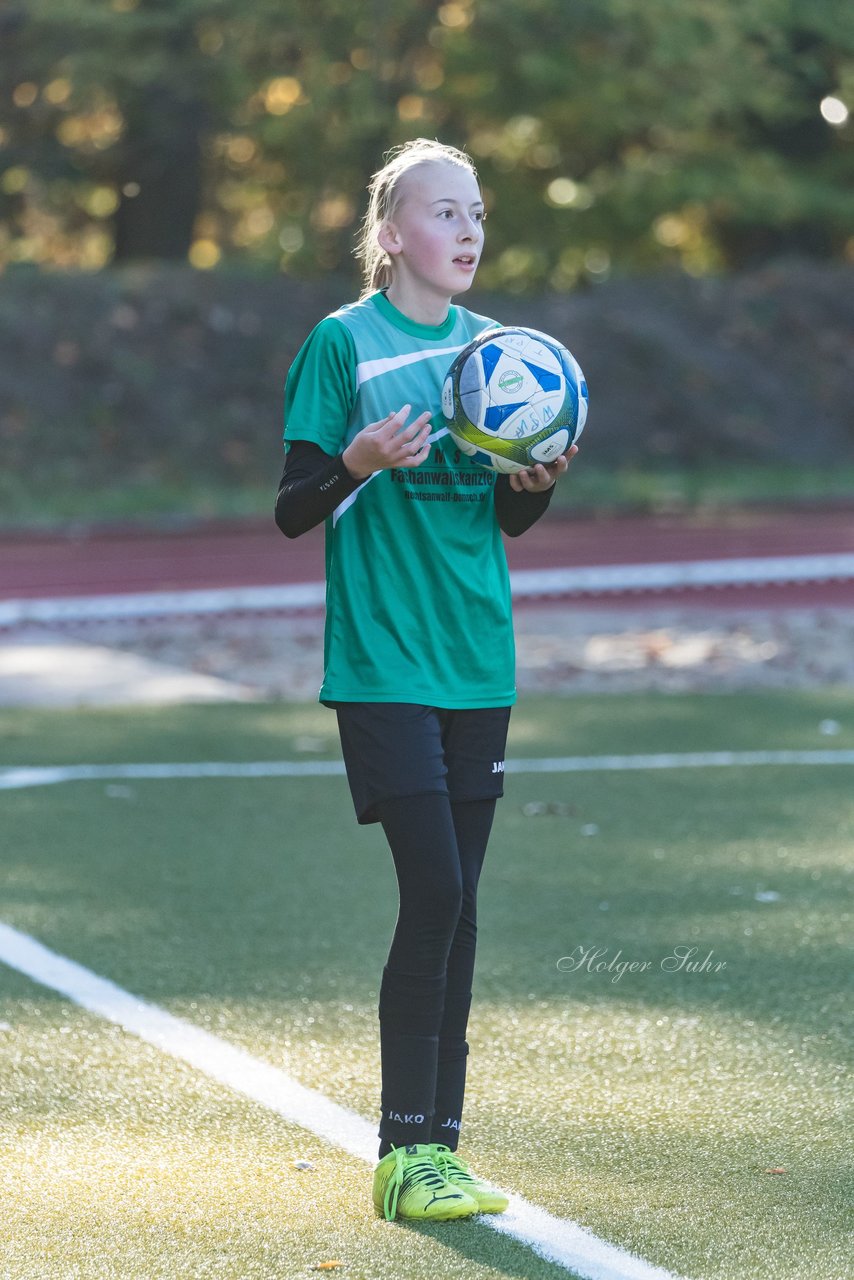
331, 702, 512, 825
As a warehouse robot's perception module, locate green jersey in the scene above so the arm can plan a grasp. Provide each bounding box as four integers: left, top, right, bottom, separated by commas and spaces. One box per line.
283, 289, 515, 708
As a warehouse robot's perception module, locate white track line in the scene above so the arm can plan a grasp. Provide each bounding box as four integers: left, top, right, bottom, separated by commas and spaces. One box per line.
1, 552, 853, 626
510, 553, 854, 596
1, 750, 853, 791
0, 920, 684, 1280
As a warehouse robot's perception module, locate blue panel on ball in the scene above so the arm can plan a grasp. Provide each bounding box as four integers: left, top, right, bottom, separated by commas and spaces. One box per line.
480, 342, 504, 385
521, 358, 561, 392
484, 401, 526, 432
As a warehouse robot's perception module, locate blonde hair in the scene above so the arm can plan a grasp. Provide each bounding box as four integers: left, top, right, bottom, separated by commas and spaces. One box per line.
354, 138, 479, 298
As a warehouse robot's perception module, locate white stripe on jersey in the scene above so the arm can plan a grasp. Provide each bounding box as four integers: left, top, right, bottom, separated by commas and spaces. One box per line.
354, 345, 466, 388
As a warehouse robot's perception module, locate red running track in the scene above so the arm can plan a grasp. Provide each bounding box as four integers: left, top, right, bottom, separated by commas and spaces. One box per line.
1, 507, 853, 610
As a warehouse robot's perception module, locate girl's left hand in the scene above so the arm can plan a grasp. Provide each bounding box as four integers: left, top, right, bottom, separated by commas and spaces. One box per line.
508, 443, 578, 493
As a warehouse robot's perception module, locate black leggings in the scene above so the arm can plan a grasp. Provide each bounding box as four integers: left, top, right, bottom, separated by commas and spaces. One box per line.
375, 792, 497, 1155
381, 792, 495, 985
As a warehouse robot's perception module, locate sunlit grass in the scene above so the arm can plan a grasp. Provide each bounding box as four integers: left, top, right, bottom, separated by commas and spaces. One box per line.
4, 996, 557, 1280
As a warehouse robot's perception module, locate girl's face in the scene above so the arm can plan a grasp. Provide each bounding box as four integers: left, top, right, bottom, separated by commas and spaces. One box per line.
379, 161, 485, 305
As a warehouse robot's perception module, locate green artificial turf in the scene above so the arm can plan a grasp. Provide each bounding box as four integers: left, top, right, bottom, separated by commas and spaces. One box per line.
1, 694, 852, 1279
2, 689, 854, 767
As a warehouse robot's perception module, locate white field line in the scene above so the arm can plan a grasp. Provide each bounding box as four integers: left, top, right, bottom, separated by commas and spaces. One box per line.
0, 920, 685, 1280
1, 750, 854, 792
1, 551, 853, 626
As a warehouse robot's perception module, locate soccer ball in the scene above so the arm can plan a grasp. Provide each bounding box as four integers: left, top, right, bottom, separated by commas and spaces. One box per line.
441, 326, 588, 474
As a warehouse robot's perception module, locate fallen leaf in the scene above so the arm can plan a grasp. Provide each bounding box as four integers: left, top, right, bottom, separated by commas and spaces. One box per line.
764, 1167, 787, 1174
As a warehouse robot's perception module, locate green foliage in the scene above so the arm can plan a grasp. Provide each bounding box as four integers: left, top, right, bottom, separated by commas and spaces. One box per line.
0, 0, 852, 285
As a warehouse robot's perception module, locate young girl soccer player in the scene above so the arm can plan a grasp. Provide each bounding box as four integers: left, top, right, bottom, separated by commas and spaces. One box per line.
275, 138, 577, 1223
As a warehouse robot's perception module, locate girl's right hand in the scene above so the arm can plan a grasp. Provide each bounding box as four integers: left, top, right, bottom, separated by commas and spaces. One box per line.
342, 405, 433, 480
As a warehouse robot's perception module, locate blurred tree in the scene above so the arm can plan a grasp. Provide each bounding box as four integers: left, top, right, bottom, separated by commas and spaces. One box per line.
109, 5, 209, 261
440, 0, 854, 283
0, 0, 851, 285
0, 0, 241, 264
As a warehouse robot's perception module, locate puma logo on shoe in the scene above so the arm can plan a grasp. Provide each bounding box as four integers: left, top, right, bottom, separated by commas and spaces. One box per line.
425, 1192, 467, 1208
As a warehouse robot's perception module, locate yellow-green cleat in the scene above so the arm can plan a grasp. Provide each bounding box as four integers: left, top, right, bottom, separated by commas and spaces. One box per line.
428, 1143, 510, 1213
372, 1143, 480, 1221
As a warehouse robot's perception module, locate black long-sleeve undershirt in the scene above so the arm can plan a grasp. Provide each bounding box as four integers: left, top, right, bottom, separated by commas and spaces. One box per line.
274, 440, 364, 539
274, 439, 555, 540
